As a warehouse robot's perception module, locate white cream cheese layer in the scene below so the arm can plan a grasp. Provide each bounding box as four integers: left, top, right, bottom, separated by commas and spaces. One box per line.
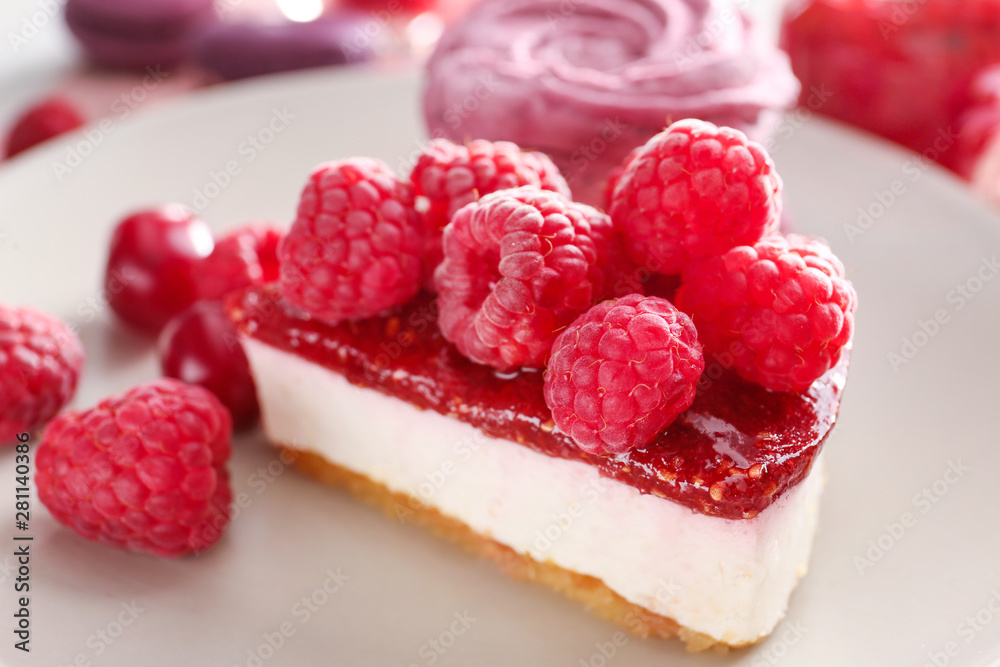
244, 338, 823, 646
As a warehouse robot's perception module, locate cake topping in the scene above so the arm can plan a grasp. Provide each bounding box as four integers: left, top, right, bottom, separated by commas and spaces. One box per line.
609, 119, 782, 276
230, 286, 846, 519
36, 378, 232, 557
543, 294, 704, 455
676, 234, 857, 392
410, 138, 570, 288
278, 157, 423, 325
195, 222, 283, 302
435, 186, 617, 371
0, 305, 84, 442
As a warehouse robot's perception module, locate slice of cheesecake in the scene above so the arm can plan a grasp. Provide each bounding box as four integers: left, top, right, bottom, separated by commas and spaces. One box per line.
228, 285, 847, 650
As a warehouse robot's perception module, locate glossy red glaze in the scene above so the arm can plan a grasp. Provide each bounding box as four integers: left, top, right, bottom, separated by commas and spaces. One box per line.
228, 285, 848, 520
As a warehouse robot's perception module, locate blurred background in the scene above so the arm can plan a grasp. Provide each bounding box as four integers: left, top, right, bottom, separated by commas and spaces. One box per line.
0, 0, 784, 165
4, 0, 1000, 209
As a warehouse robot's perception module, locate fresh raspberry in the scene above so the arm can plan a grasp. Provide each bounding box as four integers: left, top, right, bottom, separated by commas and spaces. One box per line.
436, 186, 617, 371
4, 96, 85, 159
36, 378, 232, 558
609, 119, 782, 276
196, 223, 284, 301
676, 234, 857, 392
544, 294, 704, 455
411, 139, 570, 288
279, 158, 423, 324
0, 306, 84, 442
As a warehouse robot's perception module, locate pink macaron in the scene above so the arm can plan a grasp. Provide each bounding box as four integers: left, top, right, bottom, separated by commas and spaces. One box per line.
64, 0, 218, 69
192, 15, 375, 81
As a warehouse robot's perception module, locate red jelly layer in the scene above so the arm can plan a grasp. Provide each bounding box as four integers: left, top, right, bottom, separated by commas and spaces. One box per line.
229, 286, 848, 520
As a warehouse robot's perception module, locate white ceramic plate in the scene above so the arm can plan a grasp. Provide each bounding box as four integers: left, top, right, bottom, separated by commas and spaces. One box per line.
0, 67, 998, 667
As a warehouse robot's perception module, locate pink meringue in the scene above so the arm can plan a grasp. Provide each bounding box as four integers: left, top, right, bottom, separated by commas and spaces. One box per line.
424, 0, 798, 204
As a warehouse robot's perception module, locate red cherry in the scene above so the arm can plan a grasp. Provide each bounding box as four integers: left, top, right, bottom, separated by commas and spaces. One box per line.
4, 96, 85, 159
158, 301, 259, 430
105, 205, 214, 334
195, 223, 284, 302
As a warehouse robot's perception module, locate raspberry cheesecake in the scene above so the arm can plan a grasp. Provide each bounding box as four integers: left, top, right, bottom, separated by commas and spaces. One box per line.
231, 286, 845, 649
229, 128, 856, 650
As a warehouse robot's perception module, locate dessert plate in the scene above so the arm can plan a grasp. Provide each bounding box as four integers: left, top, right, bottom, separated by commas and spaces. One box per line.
0, 67, 998, 667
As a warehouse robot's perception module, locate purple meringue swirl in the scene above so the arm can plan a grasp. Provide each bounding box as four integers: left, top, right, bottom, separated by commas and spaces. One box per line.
424, 0, 799, 203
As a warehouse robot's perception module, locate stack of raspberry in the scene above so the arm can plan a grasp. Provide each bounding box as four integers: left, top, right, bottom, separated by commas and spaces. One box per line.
277, 120, 857, 456
16, 119, 856, 559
